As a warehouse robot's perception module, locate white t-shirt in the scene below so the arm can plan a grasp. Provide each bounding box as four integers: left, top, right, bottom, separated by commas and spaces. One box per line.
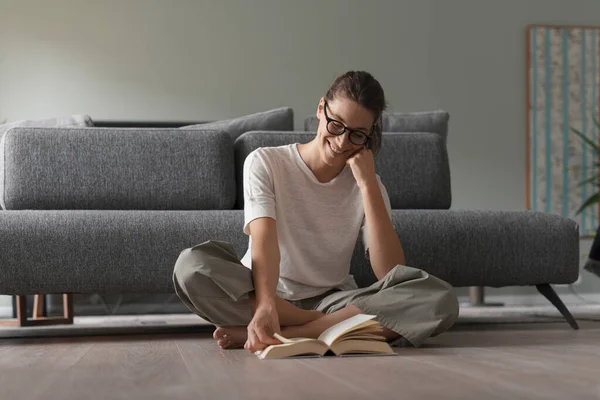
240, 143, 392, 301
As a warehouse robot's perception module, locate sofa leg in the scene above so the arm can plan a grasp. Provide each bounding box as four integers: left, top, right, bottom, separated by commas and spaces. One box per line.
0, 294, 74, 327
536, 284, 579, 330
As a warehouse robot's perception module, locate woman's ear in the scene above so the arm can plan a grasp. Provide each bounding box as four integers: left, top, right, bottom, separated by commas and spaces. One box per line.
316, 97, 325, 119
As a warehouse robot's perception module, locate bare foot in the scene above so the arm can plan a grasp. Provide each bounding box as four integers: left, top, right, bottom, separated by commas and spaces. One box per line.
213, 326, 248, 349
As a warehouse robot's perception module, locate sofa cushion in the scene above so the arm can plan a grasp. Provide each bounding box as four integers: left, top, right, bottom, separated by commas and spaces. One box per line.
304, 115, 320, 131
382, 110, 449, 140
0, 209, 577, 294
0, 115, 95, 209
1, 128, 236, 210
233, 131, 451, 210
377, 132, 451, 209
181, 107, 294, 140
0, 210, 248, 294
350, 210, 579, 288
0, 115, 94, 133
304, 110, 449, 140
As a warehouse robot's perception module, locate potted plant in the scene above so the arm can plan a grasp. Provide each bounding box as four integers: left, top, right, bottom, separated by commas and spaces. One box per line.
571, 118, 600, 277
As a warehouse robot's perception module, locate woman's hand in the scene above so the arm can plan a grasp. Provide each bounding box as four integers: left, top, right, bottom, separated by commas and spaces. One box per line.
346, 148, 377, 190
245, 304, 281, 353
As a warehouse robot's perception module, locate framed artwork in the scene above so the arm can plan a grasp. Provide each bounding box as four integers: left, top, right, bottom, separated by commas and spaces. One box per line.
526, 25, 600, 237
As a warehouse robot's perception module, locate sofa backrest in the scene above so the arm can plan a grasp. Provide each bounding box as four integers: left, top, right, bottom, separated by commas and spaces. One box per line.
233, 131, 451, 210
0, 127, 237, 210
304, 109, 450, 141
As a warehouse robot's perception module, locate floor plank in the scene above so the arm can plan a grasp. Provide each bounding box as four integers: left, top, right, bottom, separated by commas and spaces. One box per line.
0, 338, 93, 400
39, 336, 194, 400
0, 322, 599, 400
176, 335, 372, 400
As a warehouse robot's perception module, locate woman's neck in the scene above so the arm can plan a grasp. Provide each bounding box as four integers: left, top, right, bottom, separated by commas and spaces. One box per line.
296, 141, 345, 183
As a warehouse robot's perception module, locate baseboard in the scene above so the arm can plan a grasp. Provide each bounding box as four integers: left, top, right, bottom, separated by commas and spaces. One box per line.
458, 293, 600, 307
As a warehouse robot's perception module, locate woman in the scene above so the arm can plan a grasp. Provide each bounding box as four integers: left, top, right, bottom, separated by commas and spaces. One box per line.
173, 71, 459, 353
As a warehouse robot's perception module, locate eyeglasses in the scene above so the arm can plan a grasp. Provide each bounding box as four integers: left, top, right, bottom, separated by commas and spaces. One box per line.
323, 101, 373, 147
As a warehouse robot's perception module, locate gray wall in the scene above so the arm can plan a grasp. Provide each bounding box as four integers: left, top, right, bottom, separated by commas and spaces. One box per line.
1, 0, 599, 308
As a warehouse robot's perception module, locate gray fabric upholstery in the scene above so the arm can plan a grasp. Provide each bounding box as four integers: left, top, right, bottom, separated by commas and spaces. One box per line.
233, 131, 451, 210
383, 110, 449, 140
376, 133, 450, 209
2, 128, 236, 210
0, 210, 247, 294
181, 107, 294, 140
350, 210, 579, 288
0, 210, 578, 294
304, 115, 319, 131
304, 110, 449, 140
0, 115, 93, 209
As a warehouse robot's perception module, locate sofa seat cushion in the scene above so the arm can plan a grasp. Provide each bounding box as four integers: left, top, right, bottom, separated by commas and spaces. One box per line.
0, 209, 578, 294
351, 210, 579, 288
0, 210, 247, 294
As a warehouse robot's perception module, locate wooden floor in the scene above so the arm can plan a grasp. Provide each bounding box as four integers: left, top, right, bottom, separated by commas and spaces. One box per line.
1, 320, 599, 400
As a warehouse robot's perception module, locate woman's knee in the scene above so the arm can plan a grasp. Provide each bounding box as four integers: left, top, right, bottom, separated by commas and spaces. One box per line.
430, 278, 460, 335
172, 247, 212, 294
385, 267, 459, 332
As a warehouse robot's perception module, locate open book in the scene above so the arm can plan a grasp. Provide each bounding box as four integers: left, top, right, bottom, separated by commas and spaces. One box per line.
255, 314, 396, 359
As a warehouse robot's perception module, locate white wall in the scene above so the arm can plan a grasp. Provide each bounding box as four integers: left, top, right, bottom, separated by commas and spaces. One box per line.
1, 0, 599, 308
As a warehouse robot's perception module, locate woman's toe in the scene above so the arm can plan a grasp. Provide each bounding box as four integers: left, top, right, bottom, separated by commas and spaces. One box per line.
213, 328, 226, 340
221, 340, 234, 349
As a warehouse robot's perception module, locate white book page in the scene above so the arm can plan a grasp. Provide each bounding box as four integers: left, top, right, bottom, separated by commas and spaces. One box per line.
318, 314, 377, 346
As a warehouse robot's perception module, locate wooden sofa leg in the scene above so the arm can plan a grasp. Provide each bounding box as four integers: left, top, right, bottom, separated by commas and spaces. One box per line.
16, 295, 28, 326
33, 294, 45, 319
0, 294, 74, 327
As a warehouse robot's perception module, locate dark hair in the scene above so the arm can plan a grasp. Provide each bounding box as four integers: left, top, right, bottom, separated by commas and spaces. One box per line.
324, 71, 386, 154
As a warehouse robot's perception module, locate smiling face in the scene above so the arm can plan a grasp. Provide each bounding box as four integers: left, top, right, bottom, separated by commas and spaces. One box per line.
316, 96, 375, 168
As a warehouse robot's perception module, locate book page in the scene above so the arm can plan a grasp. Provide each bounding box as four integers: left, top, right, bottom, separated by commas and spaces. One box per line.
318, 314, 377, 346
256, 340, 330, 359
273, 333, 321, 344
337, 333, 387, 342
329, 340, 396, 357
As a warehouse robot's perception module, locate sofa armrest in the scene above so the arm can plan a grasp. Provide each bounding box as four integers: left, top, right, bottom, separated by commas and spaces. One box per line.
350, 210, 579, 288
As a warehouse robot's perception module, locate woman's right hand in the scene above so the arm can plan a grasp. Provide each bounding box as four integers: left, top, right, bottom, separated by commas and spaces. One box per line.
245, 304, 281, 353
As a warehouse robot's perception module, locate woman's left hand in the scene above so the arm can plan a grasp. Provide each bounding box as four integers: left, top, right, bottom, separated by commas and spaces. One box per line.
346, 148, 377, 189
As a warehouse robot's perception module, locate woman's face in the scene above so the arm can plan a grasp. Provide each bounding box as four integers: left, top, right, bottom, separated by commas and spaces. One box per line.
316, 96, 375, 168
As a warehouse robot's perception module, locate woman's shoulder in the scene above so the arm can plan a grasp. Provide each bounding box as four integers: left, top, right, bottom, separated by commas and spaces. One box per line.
246, 144, 297, 167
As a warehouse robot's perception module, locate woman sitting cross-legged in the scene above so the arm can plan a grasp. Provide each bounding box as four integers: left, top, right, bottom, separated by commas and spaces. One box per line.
172, 70, 459, 353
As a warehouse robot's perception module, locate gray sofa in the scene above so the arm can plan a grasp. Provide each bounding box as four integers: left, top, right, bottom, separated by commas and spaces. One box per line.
0, 113, 580, 328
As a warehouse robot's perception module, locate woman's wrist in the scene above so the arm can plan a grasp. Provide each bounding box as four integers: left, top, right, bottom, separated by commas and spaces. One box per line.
358, 176, 380, 194
254, 290, 277, 311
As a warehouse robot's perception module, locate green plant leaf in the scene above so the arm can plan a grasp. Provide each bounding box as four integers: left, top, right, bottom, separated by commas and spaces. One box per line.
571, 126, 600, 154
576, 192, 600, 215
576, 175, 599, 187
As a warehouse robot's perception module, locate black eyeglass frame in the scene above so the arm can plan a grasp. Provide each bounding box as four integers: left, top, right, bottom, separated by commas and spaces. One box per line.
323, 101, 374, 147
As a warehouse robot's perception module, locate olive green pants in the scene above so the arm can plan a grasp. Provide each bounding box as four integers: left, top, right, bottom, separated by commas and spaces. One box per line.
173, 240, 459, 347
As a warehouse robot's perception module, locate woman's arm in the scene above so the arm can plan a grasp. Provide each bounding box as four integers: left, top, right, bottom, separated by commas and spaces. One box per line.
360, 181, 405, 280
242, 151, 282, 351
248, 217, 280, 308
245, 217, 283, 352
346, 149, 405, 280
